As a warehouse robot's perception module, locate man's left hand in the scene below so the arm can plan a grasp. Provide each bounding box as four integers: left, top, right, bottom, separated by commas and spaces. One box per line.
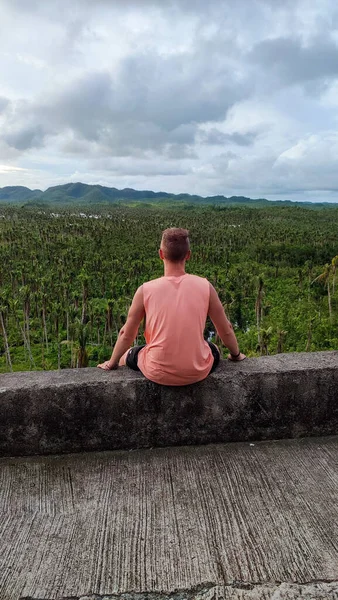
97, 361, 118, 370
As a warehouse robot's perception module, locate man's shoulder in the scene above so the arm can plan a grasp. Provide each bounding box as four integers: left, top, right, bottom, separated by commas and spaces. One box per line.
185, 274, 211, 288
143, 276, 163, 287
187, 273, 209, 282
142, 276, 165, 293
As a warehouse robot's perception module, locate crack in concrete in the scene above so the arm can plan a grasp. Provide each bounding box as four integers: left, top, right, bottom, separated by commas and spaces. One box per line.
20, 583, 214, 600
20, 580, 338, 600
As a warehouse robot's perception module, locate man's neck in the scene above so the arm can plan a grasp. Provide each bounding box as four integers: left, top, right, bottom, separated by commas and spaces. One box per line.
163, 261, 186, 277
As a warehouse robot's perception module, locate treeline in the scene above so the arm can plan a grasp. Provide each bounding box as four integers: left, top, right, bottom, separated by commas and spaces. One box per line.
1, 182, 335, 208
0, 203, 338, 372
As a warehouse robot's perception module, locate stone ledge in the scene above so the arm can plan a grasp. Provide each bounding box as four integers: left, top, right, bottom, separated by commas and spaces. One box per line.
1, 351, 338, 457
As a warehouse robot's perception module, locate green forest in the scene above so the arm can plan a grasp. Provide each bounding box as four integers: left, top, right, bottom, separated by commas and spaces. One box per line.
1, 202, 338, 373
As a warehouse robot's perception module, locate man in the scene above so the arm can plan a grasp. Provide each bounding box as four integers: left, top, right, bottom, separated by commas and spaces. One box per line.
98, 228, 246, 384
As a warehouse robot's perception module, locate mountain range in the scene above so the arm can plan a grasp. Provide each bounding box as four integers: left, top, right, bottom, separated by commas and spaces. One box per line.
0, 182, 334, 208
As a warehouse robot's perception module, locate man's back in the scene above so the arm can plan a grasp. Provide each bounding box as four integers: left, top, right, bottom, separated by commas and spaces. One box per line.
98, 227, 245, 374
137, 273, 213, 385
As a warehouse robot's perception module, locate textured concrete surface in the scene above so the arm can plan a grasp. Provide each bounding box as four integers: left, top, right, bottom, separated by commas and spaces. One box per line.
0, 436, 337, 599
28, 584, 337, 599
1, 352, 338, 457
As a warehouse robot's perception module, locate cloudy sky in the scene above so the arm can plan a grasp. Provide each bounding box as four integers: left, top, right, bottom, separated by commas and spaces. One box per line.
1, 0, 338, 201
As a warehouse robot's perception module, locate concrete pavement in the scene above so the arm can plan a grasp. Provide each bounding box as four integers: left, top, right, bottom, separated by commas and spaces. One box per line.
0, 436, 337, 599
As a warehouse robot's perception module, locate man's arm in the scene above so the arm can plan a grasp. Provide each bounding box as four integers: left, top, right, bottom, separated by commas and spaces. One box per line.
208, 283, 246, 361
98, 286, 145, 370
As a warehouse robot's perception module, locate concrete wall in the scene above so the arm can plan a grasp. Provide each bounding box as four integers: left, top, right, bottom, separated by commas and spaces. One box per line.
1, 351, 338, 457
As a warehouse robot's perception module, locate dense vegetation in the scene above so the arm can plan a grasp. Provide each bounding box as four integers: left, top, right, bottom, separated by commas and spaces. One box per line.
1, 203, 338, 372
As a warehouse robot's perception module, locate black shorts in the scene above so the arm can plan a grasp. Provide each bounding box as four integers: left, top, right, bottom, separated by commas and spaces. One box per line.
125, 345, 146, 371
125, 342, 220, 374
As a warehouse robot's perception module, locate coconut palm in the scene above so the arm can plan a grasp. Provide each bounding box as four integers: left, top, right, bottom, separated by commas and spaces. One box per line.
277, 329, 287, 354
0, 300, 12, 371
255, 277, 264, 353
312, 264, 333, 321
331, 255, 338, 295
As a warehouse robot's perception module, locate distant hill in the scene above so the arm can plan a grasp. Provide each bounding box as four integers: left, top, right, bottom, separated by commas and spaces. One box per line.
0, 186, 43, 203
0, 182, 336, 208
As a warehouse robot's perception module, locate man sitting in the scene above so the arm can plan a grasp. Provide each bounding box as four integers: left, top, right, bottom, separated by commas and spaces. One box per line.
98, 228, 245, 384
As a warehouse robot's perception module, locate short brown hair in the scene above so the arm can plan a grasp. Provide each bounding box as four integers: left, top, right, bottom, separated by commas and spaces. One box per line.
161, 228, 190, 262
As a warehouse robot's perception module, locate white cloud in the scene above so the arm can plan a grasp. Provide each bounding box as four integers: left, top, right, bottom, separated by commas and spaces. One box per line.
1, 0, 338, 201
273, 133, 338, 191
0, 164, 27, 173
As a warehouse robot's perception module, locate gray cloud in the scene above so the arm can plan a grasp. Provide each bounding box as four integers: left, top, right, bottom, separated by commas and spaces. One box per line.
111, 49, 247, 130
0, 97, 10, 113
86, 154, 192, 177
4, 124, 46, 151
2, 42, 248, 156
250, 37, 338, 87
200, 129, 260, 146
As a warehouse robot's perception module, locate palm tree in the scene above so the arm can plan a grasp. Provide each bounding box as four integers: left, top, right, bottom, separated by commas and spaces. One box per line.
19, 284, 32, 351
39, 285, 49, 352
76, 323, 89, 368
78, 270, 89, 325
312, 264, 333, 321
255, 277, 264, 353
277, 329, 287, 354
0, 301, 12, 371
259, 326, 273, 356
331, 255, 338, 295
305, 318, 315, 352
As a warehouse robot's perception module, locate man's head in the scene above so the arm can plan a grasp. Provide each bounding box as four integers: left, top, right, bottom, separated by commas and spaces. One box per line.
160, 228, 190, 262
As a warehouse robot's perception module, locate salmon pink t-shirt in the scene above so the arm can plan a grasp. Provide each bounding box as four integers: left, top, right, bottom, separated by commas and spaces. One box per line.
137, 273, 213, 385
